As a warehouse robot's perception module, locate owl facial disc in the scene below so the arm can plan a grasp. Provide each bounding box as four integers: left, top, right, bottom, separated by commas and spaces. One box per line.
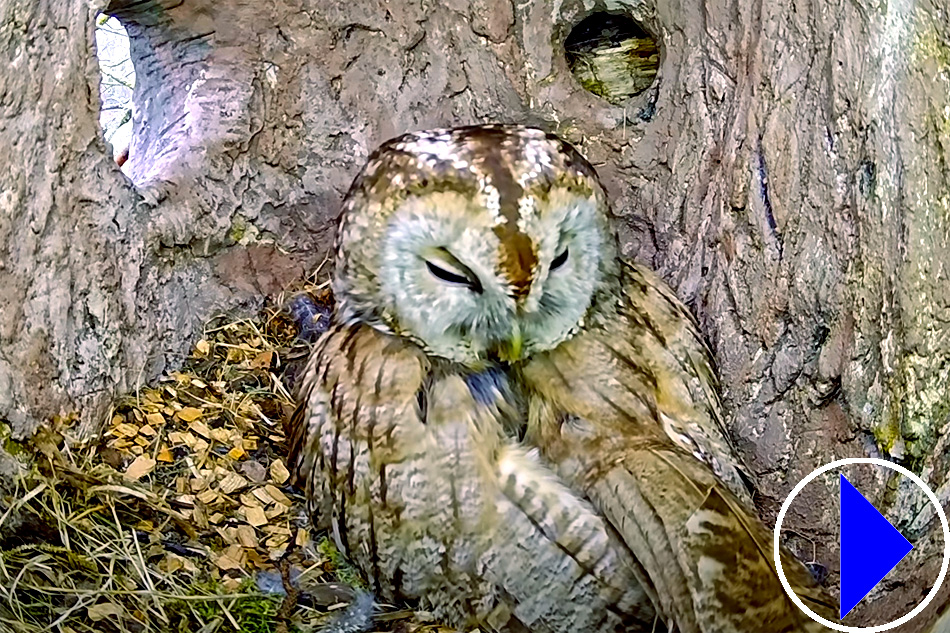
332, 124, 619, 366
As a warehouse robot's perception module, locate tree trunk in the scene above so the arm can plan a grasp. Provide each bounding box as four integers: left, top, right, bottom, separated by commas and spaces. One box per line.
1, 0, 947, 628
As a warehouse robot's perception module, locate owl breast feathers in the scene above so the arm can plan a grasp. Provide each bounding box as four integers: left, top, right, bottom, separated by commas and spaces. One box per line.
288, 125, 833, 633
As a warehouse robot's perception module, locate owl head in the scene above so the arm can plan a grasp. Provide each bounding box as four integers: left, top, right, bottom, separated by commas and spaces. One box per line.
332, 125, 619, 366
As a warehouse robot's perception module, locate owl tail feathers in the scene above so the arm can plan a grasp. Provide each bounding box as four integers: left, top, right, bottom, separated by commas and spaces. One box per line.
587, 444, 835, 633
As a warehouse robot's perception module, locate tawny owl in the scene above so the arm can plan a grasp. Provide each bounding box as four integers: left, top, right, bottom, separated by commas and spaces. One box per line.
288, 127, 660, 632
289, 125, 831, 632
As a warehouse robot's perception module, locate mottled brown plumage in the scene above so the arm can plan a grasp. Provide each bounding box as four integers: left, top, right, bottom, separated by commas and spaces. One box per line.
289, 124, 829, 633
522, 270, 838, 632
288, 322, 658, 631
527, 259, 753, 502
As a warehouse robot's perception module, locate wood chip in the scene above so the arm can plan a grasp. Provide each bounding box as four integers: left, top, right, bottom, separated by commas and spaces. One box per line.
240, 492, 262, 507
244, 505, 268, 527
189, 420, 212, 438
210, 428, 231, 443
124, 455, 156, 480
145, 412, 165, 427
245, 548, 270, 569
265, 534, 290, 549
115, 423, 139, 437
179, 407, 203, 423
197, 489, 218, 505
217, 527, 238, 545
269, 459, 290, 485
193, 502, 209, 529
218, 472, 249, 494
138, 423, 157, 437
160, 554, 185, 574
265, 505, 286, 520
222, 576, 243, 592
264, 484, 292, 506
157, 447, 174, 463
215, 552, 242, 571
236, 525, 259, 548
252, 487, 276, 506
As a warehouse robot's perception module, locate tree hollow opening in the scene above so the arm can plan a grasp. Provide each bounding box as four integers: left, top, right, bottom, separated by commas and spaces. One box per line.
94, 14, 135, 170
564, 12, 660, 106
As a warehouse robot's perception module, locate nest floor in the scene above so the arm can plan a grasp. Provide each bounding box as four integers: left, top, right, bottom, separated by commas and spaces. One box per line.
0, 283, 452, 633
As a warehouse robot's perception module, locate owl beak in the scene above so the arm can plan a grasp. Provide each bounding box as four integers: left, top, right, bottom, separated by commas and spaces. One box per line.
503, 321, 523, 362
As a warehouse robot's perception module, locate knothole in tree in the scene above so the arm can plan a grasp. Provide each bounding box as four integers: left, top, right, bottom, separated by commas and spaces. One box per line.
564, 11, 660, 107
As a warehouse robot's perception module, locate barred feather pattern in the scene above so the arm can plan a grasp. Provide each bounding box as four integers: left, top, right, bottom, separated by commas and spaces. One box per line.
587, 260, 752, 503
288, 322, 660, 633
523, 274, 838, 632
529, 423, 836, 633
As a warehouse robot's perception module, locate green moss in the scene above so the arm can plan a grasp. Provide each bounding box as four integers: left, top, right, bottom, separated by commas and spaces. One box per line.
229, 214, 249, 243
914, 18, 950, 71
230, 580, 282, 633
871, 414, 902, 455
165, 578, 283, 632
0, 422, 26, 458
317, 536, 366, 589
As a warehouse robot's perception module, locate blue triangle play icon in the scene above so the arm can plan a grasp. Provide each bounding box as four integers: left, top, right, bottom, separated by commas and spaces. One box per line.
840, 474, 913, 618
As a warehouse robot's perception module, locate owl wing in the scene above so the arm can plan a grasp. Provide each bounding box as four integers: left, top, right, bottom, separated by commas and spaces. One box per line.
584, 260, 752, 501
526, 399, 834, 633
583, 436, 835, 633
289, 323, 658, 632
525, 328, 834, 633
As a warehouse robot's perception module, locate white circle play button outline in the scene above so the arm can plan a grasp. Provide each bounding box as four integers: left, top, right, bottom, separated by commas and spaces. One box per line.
773, 457, 950, 632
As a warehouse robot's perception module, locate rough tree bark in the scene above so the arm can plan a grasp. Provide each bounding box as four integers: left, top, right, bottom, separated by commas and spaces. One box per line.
0, 0, 948, 629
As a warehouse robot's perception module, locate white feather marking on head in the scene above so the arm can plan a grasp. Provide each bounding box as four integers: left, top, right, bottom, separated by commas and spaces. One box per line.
480, 178, 504, 226
517, 195, 536, 233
